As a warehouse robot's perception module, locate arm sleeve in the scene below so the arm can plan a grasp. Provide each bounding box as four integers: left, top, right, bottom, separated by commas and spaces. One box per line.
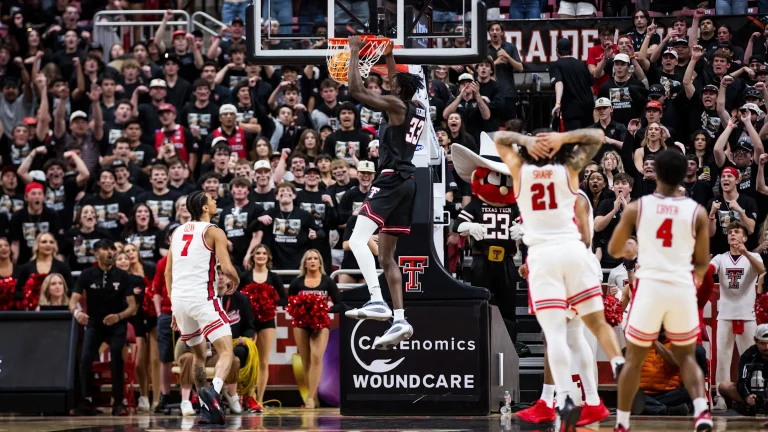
325, 275, 343, 313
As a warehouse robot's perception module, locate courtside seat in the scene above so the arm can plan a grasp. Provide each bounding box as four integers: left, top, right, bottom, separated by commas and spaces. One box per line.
91, 323, 138, 413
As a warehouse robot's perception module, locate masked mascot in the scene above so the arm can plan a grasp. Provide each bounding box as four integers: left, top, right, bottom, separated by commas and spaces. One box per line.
451, 132, 529, 357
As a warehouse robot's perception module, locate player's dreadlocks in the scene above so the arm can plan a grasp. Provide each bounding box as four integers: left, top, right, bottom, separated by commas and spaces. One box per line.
394, 72, 425, 100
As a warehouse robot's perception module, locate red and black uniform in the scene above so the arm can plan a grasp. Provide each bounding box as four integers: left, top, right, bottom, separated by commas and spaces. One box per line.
154, 125, 197, 163
211, 126, 249, 159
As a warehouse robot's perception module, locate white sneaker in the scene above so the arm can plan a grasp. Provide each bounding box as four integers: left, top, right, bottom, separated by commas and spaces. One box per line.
180, 400, 196, 417
226, 394, 242, 414
137, 396, 150, 412
345, 300, 392, 321
374, 319, 413, 350
712, 395, 727, 412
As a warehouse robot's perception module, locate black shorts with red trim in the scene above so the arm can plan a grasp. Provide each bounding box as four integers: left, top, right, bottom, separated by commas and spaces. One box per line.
359, 171, 416, 236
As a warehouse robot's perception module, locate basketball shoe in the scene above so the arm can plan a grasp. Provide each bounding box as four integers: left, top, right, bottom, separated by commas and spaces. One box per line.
515, 399, 556, 424
694, 410, 713, 432
199, 386, 226, 425
345, 300, 392, 321
374, 319, 413, 350
557, 395, 582, 432
577, 399, 610, 425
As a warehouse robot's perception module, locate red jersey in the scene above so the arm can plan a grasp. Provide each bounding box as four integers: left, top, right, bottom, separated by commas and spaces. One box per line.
155, 125, 191, 162
586, 44, 617, 96
152, 256, 172, 315
212, 126, 248, 159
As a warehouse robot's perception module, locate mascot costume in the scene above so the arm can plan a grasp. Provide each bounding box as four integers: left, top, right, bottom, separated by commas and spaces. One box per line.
451, 132, 529, 356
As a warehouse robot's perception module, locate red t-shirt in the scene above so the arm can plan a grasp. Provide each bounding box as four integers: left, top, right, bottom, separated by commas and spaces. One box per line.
587, 44, 617, 96
152, 256, 172, 315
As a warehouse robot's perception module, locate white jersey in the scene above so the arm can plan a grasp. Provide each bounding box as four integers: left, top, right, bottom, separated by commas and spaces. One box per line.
516, 164, 581, 247
635, 194, 700, 286
712, 252, 764, 320
170, 221, 219, 301
577, 189, 594, 249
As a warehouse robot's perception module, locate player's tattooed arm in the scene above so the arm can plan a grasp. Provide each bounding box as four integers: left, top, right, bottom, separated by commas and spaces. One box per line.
494, 131, 536, 149
560, 129, 605, 171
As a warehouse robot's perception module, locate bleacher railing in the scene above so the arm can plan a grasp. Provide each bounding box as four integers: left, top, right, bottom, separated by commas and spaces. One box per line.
93, 10, 192, 63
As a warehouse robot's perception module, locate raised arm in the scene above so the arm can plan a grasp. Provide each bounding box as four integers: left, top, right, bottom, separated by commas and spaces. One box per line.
347, 36, 406, 120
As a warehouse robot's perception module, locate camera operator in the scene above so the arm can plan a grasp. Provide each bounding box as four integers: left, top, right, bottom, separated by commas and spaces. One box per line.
718, 324, 768, 415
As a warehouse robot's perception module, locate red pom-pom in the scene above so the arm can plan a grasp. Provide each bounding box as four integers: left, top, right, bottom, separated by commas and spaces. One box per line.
19, 273, 47, 311
0, 277, 17, 311
142, 277, 156, 317
241, 282, 280, 322
286, 291, 330, 330
603, 295, 623, 327
755, 294, 768, 324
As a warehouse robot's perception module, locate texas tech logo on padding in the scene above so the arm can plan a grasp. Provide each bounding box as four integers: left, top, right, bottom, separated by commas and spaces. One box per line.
399, 256, 428, 292
726, 268, 745, 289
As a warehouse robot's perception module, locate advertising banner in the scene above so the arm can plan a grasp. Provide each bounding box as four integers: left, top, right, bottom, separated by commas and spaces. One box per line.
500, 16, 766, 73
340, 301, 490, 414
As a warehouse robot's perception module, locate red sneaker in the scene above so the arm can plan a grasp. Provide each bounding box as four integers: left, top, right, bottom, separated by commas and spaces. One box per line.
614, 425, 630, 432
577, 399, 610, 426
516, 399, 556, 424
694, 410, 713, 432
244, 396, 263, 413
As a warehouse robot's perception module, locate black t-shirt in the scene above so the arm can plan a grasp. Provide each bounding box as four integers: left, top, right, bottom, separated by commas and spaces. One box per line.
595, 197, 629, 265
62, 227, 114, 272
43, 177, 81, 231
169, 181, 197, 196
8, 207, 61, 264
138, 103, 163, 144
683, 179, 714, 208
180, 102, 221, 144
252, 190, 276, 211
684, 91, 723, 140
327, 179, 358, 208
0, 191, 25, 221
597, 77, 649, 126
323, 129, 370, 160
708, 194, 759, 254
0, 136, 42, 169
220, 291, 256, 338
590, 120, 627, 163
295, 189, 337, 274
246, 206, 323, 270
125, 228, 164, 263
82, 192, 135, 239
453, 197, 519, 254
166, 78, 192, 109
337, 186, 367, 233
165, 50, 199, 84
288, 274, 342, 312
626, 30, 660, 53
129, 142, 157, 168
136, 189, 183, 224
73, 266, 135, 323
220, 202, 264, 266
549, 57, 595, 120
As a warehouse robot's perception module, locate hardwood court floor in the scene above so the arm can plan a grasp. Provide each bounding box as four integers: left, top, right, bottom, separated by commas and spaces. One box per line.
1, 409, 767, 431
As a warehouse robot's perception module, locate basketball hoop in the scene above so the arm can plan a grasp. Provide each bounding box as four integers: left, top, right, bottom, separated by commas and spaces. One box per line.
326, 35, 390, 85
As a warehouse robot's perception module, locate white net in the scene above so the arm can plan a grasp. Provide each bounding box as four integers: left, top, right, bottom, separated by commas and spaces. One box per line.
326, 37, 390, 85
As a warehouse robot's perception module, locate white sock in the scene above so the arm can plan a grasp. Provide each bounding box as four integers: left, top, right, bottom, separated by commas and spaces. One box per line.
212, 377, 224, 394
541, 384, 555, 407
369, 286, 383, 302
610, 356, 625, 375
693, 397, 709, 417
616, 410, 630, 429
394, 309, 404, 321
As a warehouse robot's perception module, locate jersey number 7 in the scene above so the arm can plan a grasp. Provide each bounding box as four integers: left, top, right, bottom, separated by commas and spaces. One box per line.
180, 234, 194, 256
405, 117, 425, 146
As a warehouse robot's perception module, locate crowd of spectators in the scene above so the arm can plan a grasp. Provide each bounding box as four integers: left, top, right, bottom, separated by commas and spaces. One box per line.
0, 0, 767, 417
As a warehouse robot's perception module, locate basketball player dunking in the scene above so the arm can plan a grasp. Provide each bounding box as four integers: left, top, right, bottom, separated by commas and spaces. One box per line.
344, 36, 427, 349
495, 128, 625, 432
607, 150, 712, 432
166, 191, 240, 425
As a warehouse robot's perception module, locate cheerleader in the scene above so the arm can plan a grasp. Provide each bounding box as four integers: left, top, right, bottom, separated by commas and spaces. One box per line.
35, 273, 70, 309
238, 244, 287, 412
0, 237, 18, 279
115, 246, 159, 413
289, 249, 341, 409
15, 233, 74, 304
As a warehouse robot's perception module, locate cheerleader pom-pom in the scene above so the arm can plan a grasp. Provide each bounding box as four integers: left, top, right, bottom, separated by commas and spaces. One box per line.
21, 273, 48, 311
242, 282, 279, 322
286, 292, 331, 330
603, 295, 623, 327
755, 294, 768, 324
0, 277, 17, 311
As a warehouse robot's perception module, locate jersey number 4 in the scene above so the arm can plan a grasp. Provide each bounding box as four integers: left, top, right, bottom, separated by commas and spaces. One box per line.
180, 234, 194, 256
656, 218, 673, 248
531, 183, 558, 211
405, 117, 425, 146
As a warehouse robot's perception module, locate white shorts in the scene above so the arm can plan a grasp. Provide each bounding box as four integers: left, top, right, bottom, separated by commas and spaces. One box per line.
172, 298, 232, 346
558, 1, 597, 15
566, 252, 604, 320
624, 278, 700, 347
527, 241, 603, 317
